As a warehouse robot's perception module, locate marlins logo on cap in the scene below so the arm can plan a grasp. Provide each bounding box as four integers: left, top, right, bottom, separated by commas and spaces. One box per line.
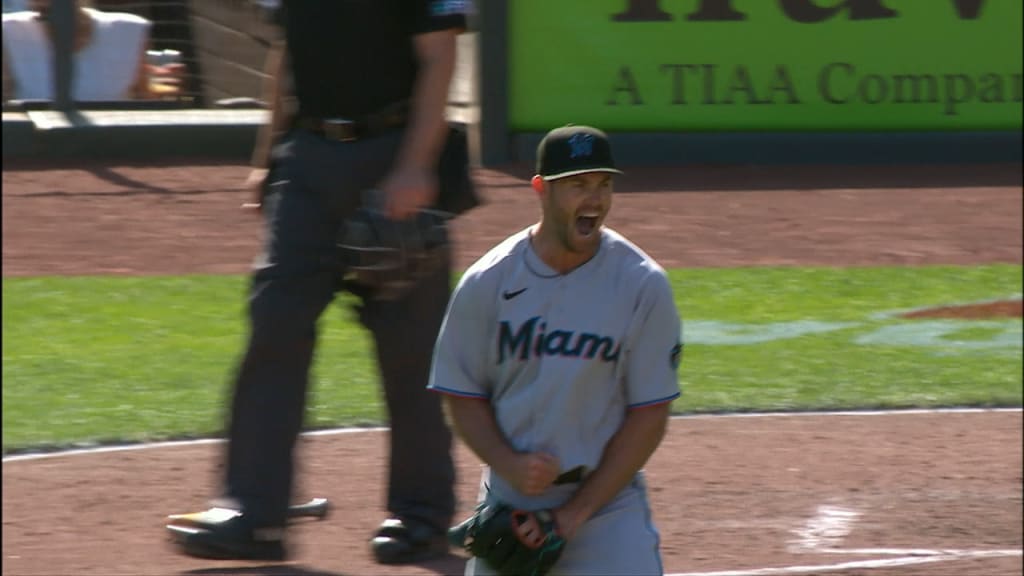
536, 125, 624, 181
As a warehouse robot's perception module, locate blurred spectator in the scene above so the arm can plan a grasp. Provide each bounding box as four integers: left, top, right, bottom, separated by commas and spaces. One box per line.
95, 0, 204, 104
1, 0, 183, 101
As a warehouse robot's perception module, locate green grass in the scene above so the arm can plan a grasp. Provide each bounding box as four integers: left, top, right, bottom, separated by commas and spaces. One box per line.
671, 265, 1022, 411
3, 265, 1021, 453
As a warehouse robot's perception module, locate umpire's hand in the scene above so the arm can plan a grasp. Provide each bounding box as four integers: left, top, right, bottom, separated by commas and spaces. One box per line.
242, 168, 271, 213
379, 165, 439, 220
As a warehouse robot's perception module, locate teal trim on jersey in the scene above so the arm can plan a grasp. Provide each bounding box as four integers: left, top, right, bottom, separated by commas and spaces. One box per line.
628, 392, 681, 409
430, 385, 490, 400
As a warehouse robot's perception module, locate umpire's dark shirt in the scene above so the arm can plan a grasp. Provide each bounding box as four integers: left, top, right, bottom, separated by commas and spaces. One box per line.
281, 0, 468, 118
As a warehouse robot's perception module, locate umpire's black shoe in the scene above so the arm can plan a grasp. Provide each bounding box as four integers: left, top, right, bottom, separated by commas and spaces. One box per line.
371, 517, 448, 564
166, 508, 287, 561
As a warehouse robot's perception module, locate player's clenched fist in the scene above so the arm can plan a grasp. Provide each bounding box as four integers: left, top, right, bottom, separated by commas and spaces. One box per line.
508, 452, 561, 496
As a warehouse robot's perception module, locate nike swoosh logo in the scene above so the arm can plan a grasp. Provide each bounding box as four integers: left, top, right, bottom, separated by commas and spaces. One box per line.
502, 288, 528, 300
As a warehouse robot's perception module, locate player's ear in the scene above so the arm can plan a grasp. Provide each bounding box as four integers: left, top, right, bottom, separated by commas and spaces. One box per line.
531, 175, 546, 195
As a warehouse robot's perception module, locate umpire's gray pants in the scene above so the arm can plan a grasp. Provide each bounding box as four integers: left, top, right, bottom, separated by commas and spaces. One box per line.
223, 128, 456, 532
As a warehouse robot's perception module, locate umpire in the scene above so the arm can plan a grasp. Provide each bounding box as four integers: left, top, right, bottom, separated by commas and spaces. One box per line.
165, 0, 477, 565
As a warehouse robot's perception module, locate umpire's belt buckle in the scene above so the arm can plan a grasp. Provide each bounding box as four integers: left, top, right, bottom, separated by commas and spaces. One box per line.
323, 118, 359, 142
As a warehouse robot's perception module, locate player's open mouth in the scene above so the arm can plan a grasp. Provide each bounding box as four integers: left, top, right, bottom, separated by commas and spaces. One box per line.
575, 215, 600, 237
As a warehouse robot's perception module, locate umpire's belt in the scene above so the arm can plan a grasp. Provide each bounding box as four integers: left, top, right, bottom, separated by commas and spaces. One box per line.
295, 102, 408, 143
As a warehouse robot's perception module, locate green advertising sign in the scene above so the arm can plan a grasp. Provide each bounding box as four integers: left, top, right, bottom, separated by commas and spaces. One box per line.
508, 1, 1023, 131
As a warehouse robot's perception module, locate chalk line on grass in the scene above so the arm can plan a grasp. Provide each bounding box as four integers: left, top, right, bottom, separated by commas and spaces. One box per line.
4, 407, 1020, 463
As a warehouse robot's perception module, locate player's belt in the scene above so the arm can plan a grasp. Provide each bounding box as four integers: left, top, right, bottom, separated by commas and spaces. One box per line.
295, 101, 408, 143
553, 465, 588, 485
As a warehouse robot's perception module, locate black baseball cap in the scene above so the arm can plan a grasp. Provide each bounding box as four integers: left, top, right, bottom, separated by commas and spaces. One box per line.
536, 125, 624, 181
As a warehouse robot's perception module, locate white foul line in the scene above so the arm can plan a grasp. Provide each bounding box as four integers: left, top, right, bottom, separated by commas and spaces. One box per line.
810, 546, 1019, 556
3, 407, 1020, 463
665, 549, 1023, 576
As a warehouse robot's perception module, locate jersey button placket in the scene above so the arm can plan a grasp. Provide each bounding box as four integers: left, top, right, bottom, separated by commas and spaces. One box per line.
549, 278, 566, 318
537, 280, 560, 366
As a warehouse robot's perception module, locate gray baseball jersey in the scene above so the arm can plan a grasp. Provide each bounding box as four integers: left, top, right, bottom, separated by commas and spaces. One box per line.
430, 224, 679, 569
429, 226, 682, 573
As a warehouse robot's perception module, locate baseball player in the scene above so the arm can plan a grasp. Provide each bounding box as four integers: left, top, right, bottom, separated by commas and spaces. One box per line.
430, 125, 683, 575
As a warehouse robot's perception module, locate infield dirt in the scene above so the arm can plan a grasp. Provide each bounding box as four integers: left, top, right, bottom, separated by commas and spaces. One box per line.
2, 160, 1021, 575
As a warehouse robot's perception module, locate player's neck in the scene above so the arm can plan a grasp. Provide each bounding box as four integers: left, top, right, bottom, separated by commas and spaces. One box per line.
529, 224, 599, 275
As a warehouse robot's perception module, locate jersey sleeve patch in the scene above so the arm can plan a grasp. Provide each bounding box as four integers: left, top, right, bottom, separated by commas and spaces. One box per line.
670, 342, 683, 370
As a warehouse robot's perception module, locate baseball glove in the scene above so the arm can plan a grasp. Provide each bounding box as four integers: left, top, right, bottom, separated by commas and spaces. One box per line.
448, 502, 566, 576
337, 197, 452, 301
